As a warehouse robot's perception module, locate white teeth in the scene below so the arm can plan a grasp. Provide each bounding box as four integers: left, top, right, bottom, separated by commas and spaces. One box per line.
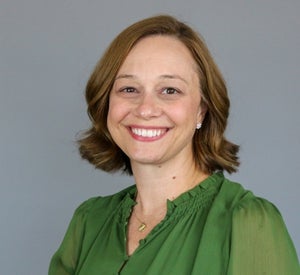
131, 128, 164, 137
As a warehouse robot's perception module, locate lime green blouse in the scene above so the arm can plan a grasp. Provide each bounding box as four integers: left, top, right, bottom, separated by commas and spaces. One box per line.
49, 173, 299, 274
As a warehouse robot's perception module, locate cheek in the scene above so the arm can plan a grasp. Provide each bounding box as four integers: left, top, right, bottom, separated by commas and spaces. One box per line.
107, 105, 122, 143
108, 97, 121, 120
107, 99, 119, 132
107, 98, 129, 127
170, 100, 200, 124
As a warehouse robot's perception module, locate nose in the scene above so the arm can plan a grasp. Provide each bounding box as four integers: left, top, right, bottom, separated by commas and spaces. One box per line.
134, 93, 162, 119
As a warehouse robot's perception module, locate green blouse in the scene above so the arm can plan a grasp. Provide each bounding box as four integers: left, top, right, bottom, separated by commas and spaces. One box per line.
49, 173, 299, 274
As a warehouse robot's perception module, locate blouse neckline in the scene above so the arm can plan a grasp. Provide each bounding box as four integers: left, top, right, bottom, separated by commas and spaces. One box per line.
118, 172, 224, 225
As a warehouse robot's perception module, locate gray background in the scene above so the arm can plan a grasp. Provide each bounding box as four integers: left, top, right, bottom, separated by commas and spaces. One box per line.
1, 0, 299, 274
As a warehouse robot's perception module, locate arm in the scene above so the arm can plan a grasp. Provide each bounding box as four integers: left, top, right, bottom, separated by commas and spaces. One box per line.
228, 197, 300, 275
48, 198, 97, 275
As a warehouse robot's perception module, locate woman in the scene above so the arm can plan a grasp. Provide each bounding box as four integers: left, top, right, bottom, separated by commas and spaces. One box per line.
49, 15, 299, 274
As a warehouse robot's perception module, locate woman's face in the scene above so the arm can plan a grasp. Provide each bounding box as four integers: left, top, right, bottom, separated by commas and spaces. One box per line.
107, 35, 206, 169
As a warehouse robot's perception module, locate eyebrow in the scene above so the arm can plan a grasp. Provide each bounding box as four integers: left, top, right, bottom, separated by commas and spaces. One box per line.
115, 74, 136, 80
115, 74, 188, 84
159, 74, 188, 84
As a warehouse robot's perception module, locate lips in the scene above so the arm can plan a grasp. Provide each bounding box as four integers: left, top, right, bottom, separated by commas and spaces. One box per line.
130, 127, 168, 139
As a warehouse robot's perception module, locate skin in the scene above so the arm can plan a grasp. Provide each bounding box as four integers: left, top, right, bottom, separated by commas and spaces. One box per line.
107, 35, 208, 255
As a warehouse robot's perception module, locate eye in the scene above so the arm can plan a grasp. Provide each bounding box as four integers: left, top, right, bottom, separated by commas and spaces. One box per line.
121, 87, 136, 93
162, 87, 179, 95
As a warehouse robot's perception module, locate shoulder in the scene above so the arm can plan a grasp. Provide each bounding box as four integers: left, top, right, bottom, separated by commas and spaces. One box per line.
213, 175, 254, 211
219, 177, 282, 224
212, 175, 288, 230
215, 175, 276, 212
233, 194, 281, 223
231, 194, 285, 238
73, 184, 135, 221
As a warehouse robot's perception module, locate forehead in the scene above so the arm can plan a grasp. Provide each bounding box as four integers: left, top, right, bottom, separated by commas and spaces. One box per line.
117, 35, 198, 77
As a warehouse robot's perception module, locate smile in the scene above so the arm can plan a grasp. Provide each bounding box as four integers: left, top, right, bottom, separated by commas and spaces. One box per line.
130, 127, 167, 138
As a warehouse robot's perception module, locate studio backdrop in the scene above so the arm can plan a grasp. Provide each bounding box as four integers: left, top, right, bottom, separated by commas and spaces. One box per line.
1, 0, 299, 274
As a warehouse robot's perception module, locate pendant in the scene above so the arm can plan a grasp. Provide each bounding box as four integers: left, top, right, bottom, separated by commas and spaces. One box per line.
138, 223, 146, 232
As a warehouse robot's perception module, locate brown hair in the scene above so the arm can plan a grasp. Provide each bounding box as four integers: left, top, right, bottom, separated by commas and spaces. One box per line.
78, 15, 239, 175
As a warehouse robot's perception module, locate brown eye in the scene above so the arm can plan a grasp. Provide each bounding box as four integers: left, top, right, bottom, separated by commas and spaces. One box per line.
122, 87, 136, 93
162, 87, 179, 94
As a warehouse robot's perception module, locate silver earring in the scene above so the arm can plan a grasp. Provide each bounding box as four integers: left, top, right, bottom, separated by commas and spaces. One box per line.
196, 123, 202, 129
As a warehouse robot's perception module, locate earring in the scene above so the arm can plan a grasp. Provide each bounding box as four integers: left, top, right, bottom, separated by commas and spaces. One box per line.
196, 123, 202, 129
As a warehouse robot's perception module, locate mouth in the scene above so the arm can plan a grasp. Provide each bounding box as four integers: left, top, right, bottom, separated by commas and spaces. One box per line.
129, 126, 168, 139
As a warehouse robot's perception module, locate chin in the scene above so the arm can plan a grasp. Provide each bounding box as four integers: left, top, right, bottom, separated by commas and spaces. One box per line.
129, 154, 165, 166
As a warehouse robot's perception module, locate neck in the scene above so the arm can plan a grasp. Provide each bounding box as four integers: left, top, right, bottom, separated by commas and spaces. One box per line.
131, 158, 209, 215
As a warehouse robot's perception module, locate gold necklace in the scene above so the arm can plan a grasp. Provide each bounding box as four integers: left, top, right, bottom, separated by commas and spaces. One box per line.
133, 208, 147, 232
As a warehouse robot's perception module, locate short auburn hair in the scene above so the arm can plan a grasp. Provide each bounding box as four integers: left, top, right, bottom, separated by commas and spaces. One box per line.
78, 15, 239, 175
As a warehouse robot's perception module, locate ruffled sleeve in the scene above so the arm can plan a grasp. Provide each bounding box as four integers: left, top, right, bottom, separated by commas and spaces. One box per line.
48, 197, 98, 275
228, 197, 300, 275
